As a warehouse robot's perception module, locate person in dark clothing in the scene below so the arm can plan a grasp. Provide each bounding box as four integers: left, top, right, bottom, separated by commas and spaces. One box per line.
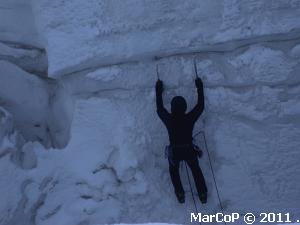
155, 77, 208, 204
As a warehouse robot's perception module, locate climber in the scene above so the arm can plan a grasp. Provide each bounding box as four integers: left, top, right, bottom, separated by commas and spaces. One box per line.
155, 77, 207, 204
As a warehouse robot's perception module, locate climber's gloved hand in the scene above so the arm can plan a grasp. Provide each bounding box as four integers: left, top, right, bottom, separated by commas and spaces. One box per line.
156, 79, 164, 93
195, 77, 203, 89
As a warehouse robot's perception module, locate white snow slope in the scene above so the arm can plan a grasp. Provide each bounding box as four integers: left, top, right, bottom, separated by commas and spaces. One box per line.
1, 1, 300, 225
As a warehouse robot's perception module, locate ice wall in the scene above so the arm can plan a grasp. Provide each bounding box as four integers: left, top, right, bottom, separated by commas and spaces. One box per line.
1, 1, 300, 225
30, 0, 300, 76
0, 0, 73, 149
0, 53, 72, 150
0, 0, 43, 47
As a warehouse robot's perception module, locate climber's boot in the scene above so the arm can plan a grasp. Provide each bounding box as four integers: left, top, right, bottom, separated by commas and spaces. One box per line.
175, 192, 185, 204
199, 192, 207, 204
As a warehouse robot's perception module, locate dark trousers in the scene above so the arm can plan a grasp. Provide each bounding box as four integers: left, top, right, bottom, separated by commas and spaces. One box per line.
169, 156, 207, 196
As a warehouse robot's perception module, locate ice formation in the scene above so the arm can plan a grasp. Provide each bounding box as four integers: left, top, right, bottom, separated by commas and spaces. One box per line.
1, 1, 300, 225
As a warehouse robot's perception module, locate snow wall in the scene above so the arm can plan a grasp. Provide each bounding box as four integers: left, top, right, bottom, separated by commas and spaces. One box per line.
1, 1, 300, 225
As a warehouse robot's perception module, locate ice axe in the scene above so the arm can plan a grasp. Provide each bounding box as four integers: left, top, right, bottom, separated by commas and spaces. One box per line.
193, 58, 199, 79
156, 64, 161, 80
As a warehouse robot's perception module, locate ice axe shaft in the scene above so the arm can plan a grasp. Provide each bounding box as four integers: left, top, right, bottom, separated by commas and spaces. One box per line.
156, 64, 160, 80
193, 59, 199, 79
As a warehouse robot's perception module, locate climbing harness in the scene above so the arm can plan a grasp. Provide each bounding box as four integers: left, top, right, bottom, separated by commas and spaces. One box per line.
193, 142, 203, 158
165, 144, 202, 166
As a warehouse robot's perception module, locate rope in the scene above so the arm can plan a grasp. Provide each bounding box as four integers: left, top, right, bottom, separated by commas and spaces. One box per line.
193, 128, 227, 225
184, 161, 202, 225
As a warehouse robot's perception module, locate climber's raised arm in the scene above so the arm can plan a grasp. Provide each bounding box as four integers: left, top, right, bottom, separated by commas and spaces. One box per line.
187, 77, 204, 122
155, 79, 170, 123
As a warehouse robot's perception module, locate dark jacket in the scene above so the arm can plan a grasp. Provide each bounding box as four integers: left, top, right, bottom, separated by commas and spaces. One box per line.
156, 84, 204, 147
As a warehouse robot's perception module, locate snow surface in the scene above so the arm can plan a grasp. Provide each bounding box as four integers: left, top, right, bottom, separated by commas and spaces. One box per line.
1, 1, 300, 225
